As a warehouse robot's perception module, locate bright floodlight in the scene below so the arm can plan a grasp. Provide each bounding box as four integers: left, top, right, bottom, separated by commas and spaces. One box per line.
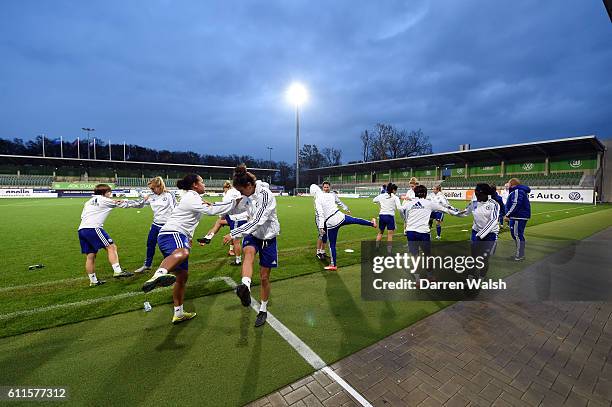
286, 82, 308, 106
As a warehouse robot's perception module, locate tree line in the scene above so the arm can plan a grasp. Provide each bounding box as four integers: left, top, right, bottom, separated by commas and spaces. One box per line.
0, 136, 297, 187
357, 124, 432, 163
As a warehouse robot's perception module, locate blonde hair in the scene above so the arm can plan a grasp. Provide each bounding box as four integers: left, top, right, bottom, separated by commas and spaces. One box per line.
147, 176, 167, 192
223, 181, 232, 189
409, 177, 419, 186
508, 178, 520, 187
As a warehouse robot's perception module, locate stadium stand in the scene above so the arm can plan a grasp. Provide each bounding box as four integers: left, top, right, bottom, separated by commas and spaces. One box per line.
0, 155, 276, 191
305, 135, 608, 200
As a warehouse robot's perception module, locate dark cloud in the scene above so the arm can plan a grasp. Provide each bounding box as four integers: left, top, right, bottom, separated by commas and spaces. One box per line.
0, 0, 610, 162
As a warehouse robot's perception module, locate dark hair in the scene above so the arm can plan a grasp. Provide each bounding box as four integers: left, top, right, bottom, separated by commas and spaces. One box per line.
322, 181, 331, 187
232, 164, 256, 188
94, 184, 112, 195
386, 182, 398, 195
176, 174, 200, 190
414, 185, 428, 198
475, 183, 494, 196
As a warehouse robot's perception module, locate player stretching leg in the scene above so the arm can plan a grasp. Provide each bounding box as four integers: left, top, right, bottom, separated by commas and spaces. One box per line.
77, 184, 142, 287
224, 165, 280, 328
373, 183, 401, 251
427, 185, 450, 240
314, 181, 349, 259
142, 174, 238, 324
198, 181, 246, 266
310, 184, 377, 271
134, 177, 178, 274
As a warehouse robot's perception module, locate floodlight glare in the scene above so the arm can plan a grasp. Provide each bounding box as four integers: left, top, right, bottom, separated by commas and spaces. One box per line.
286, 82, 308, 106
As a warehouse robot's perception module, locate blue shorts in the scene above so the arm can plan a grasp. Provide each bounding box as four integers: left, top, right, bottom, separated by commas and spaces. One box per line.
157, 232, 191, 271
471, 230, 498, 242
242, 235, 278, 268
405, 231, 431, 241
225, 214, 247, 231
78, 228, 113, 254
378, 214, 396, 231
430, 211, 444, 221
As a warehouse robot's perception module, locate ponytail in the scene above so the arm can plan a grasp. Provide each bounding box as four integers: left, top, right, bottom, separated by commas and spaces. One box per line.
232, 164, 257, 188
176, 174, 200, 191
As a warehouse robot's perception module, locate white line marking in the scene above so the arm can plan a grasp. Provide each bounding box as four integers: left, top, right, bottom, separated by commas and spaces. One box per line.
0, 277, 88, 293
226, 278, 372, 407
0, 276, 234, 321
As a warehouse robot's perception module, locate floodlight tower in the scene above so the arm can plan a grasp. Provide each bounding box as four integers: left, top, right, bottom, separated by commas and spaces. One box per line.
286, 82, 308, 192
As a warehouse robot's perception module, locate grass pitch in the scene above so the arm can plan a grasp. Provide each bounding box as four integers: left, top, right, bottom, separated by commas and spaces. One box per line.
0, 197, 610, 405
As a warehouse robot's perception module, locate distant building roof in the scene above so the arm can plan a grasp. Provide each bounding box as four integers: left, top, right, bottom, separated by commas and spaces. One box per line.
306, 135, 605, 174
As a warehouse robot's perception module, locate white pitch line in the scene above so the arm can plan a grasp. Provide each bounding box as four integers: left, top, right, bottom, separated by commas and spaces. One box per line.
225, 278, 372, 407
0, 276, 234, 321
0, 277, 88, 294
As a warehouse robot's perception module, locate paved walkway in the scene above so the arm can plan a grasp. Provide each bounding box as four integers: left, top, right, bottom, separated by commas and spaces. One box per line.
248, 229, 612, 407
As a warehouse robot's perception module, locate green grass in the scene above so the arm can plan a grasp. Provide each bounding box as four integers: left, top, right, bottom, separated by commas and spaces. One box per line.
0, 197, 610, 338
0, 197, 611, 406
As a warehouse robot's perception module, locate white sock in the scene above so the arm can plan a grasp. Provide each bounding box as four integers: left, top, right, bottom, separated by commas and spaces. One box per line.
260, 300, 268, 313
155, 268, 168, 276
241, 276, 251, 290
174, 304, 184, 317
235, 256, 241, 264
88, 273, 98, 284
205, 232, 214, 239
112, 263, 122, 274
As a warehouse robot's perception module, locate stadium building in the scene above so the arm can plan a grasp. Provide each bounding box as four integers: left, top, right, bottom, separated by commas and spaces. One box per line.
0, 154, 277, 198
305, 135, 611, 203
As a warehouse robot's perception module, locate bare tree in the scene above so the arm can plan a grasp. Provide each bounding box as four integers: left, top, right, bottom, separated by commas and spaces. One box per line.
402, 129, 432, 156
360, 130, 370, 162
322, 147, 342, 166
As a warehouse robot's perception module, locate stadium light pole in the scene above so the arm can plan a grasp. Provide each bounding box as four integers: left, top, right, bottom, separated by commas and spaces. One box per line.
266, 146, 273, 183
81, 128, 95, 160
286, 82, 308, 193
40, 133, 45, 157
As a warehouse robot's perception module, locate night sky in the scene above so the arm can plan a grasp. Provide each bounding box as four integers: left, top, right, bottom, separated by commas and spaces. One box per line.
1, 1, 610, 163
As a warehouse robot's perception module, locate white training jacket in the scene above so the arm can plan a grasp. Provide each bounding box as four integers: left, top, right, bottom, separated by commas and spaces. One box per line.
144, 191, 178, 226
403, 189, 416, 201
79, 195, 144, 230
310, 184, 346, 229
457, 199, 500, 238
400, 198, 458, 234
160, 190, 236, 239
373, 193, 402, 216
428, 191, 450, 209
222, 187, 244, 217
230, 181, 280, 240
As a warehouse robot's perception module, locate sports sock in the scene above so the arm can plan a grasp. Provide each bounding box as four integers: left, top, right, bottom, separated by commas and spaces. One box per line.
155, 268, 168, 276
205, 232, 214, 239
235, 256, 241, 264
241, 276, 251, 290
174, 304, 184, 317
260, 300, 268, 312
111, 263, 122, 274
88, 273, 98, 284
436, 225, 441, 237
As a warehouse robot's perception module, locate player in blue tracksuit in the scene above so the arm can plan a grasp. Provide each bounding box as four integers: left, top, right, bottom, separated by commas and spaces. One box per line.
504, 178, 531, 261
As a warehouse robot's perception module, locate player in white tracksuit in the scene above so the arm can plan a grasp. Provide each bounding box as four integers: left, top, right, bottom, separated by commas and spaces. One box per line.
315, 181, 350, 259
400, 185, 460, 257
224, 167, 280, 328
428, 185, 451, 240
310, 184, 377, 271
134, 176, 178, 274
197, 181, 246, 266
142, 174, 239, 325
402, 177, 419, 201
77, 184, 144, 286
373, 183, 402, 246
456, 183, 501, 283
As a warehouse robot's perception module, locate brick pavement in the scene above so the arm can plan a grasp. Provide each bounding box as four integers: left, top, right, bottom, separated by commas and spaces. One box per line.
248, 229, 612, 407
